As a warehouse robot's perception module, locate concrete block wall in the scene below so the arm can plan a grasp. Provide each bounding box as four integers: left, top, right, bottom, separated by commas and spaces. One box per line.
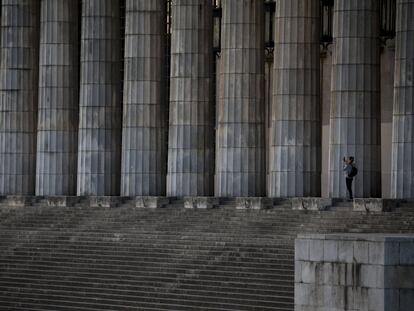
295, 234, 414, 311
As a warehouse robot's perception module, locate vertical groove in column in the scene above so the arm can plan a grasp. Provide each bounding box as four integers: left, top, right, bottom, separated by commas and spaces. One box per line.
216, 0, 265, 197
77, 0, 122, 196
391, 0, 414, 198
36, 0, 79, 196
0, 0, 40, 195
167, 0, 214, 197
269, 0, 321, 197
121, 0, 166, 196
329, 0, 381, 198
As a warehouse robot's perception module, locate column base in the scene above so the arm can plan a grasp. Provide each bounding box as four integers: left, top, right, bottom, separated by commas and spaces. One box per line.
184, 197, 219, 209
88, 196, 123, 208
290, 198, 332, 211
235, 197, 273, 210
135, 197, 170, 209
0, 196, 35, 207
41, 196, 81, 207
353, 198, 400, 212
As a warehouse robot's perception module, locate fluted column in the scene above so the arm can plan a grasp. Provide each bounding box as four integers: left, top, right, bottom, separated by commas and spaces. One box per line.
328, 0, 381, 198
167, 0, 214, 196
121, 0, 166, 196
216, 0, 265, 197
36, 0, 79, 196
391, 0, 414, 198
269, 0, 321, 197
0, 1, 40, 195
77, 0, 122, 196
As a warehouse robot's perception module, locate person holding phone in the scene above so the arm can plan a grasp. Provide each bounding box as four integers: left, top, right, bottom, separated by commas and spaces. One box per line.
343, 156, 357, 200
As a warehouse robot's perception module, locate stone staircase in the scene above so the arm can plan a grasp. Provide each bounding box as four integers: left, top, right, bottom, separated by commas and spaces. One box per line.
0, 201, 414, 310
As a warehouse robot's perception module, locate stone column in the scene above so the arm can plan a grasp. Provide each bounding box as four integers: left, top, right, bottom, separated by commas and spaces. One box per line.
36, 0, 79, 196
167, 0, 215, 197
391, 0, 414, 198
77, 0, 122, 196
121, 0, 167, 196
216, 0, 265, 197
269, 0, 321, 197
328, 0, 381, 198
0, 1, 40, 195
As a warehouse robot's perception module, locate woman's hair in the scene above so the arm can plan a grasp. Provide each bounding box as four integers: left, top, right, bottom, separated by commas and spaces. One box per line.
349, 156, 354, 163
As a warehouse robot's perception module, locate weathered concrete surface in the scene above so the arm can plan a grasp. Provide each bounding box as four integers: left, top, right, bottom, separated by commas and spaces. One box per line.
295, 234, 414, 311
269, 0, 321, 197
77, 0, 122, 196
36, 0, 79, 196
184, 197, 219, 209
0, 1, 40, 195
216, 0, 266, 197
391, 0, 414, 199
167, 0, 215, 197
121, 0, 167, 196
329, 0, 381, 198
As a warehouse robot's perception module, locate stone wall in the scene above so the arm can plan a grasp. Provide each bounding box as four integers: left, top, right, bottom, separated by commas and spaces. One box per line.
295, 234, 414, 311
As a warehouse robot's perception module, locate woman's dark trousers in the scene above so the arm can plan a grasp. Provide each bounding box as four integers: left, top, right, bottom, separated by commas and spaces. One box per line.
346, 178, 353, 200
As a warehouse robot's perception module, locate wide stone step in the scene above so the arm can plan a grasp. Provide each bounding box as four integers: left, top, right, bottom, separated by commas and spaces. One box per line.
0, 291, 293, 311
0, 251, 294, 267
0, 271, 294, 293
0, 283, 294, 305
0, 259, 294, 279
1, 262, 294, 283
0, 276, 294, 298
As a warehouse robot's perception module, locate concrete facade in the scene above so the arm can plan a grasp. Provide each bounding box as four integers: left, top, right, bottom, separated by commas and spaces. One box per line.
391, 0, 414, 198
0, 0, 40, 195
167, 0, 215, 196
36, 0, 79, 196
216, 0, 266, 197
295, 234, 414, 311
269, 0, 321, 197
77, 0, 122, 196
329, 0, 382, 198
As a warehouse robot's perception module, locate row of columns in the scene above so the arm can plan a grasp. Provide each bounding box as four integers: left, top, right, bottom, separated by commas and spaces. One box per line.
0, 0, 412, 198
